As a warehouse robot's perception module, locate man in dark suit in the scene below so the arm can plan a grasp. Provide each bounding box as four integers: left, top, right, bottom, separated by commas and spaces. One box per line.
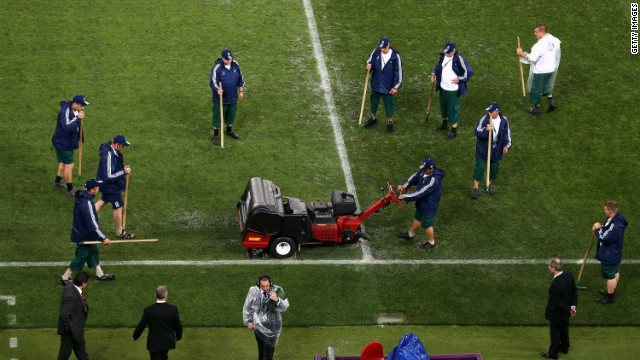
57, 271, 90, 360
133, 286, 183, 360
541, 258, 577, 359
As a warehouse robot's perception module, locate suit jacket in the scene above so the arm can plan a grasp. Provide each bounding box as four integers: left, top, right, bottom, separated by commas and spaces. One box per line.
57, 284, 88, 338
133, 302, 183, 352
545, 271, 577, 323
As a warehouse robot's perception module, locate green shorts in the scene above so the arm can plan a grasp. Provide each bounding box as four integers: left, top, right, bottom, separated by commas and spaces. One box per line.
439, 89, 460, 124
68, 244, 100, 271
212, 101, 237, 128
530, 72, 554, 105
473, 157, 499, 182
56, 149, 74, 165
414, 210, 435, 229
370, 91, 395, 117
601, 263, 619, 280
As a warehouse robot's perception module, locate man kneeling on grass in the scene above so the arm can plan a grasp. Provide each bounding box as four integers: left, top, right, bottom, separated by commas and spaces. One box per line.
397, 158, 445, 249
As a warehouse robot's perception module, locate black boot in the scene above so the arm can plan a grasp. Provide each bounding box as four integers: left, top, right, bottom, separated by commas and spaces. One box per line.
226, 126, 240, 139
212, 129, 220, 145
364, 116, 377, 128
446, 126, 457, 140
596, 292, 616, 304
433, 119, 447, 131
547, 97, 557, 113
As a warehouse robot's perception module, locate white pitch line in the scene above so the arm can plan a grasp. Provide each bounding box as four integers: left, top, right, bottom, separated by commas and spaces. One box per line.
301, 0, 372, 261
2, 259, 640, 267
0, 295, 16, 305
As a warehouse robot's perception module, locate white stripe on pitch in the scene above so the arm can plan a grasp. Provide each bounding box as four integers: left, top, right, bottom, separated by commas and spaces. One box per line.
2, 259, 640, 267
302, 0, 372, 261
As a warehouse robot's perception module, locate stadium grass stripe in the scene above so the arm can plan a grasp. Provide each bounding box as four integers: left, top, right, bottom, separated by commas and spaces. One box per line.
302, 0, 373, 261
3, 259, 640, 267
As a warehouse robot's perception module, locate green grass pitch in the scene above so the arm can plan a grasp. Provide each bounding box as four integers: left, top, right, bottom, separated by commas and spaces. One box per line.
0, 0, 639, 358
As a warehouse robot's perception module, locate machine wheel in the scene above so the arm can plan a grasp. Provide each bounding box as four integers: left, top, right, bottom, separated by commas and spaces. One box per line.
342, 228, 361, 245
270, 237, 297, 258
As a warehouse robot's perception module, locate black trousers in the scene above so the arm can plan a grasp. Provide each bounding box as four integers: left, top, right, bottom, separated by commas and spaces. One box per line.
255, 331, 276, 360
548, 320, 570, 356
58, 333, 89, 360
149, 350, 169, 360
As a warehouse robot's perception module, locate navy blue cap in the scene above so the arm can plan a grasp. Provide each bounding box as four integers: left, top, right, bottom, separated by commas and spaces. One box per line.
73, 94, 89, 106
420, 158, 436, 171
486, 102, 500, 112
113, 134, 130, 146
379, 37, 390, 48
443, 42, 456, 53
85, 178, 103, 190
221, 49, 233, 60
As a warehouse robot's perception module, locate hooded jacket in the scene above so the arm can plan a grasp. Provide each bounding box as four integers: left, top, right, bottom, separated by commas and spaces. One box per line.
401, 168, 445, 216
474, 113, 512, 162
71, 190, 107, 243
595, 212, 628, 265
366, 47, 403, 94
432, 52, 473, 95
242, 284, 289, 346
210, 58, 245, 105
51, 101, 81, 151
96, 142, 126, 194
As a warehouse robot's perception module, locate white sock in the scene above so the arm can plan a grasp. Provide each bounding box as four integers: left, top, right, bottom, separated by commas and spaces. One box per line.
428, 240, 435, 244
408, 231, 415, 237
62, 269, 72, 280
95, 266, 105, 277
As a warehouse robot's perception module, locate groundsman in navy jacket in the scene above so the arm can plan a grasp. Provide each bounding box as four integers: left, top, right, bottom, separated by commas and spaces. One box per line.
431, 50, 473, 95
595, 209, 627, 265
366, 46, 403, 94
474, 113, 512, 162
71, 190, 107, 244
210, 58, 245, 105
400, 167, 445, 216
52, 100, 83, 151
96, 141, 127, 194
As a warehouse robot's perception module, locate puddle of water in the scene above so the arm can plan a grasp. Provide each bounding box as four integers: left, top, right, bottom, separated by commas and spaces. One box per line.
376, 312, 407, 324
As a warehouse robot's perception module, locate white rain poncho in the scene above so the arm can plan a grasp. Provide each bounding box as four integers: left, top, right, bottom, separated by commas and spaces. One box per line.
242, 285, 289, 346
520, 33, 562, 91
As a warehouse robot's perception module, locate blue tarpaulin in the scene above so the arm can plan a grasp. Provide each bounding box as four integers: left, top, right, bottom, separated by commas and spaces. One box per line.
386, 333, 430, 360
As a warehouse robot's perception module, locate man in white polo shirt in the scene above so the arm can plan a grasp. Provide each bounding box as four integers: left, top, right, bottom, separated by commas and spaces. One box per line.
517, 23, 562, 116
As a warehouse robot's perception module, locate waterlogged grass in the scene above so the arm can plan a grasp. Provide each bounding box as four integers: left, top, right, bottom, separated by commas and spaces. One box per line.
0, 3, 639, 358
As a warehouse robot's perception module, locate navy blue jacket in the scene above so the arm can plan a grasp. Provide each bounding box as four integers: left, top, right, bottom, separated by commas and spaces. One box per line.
401, 168, 445, 216
474, 113, 512, 162
595, 212, 627, 265
51, 101, 81, 151
432, 52, 473, 95
210, 58, 245, 105
96, 142, 126, 194
71, 191, 106, 243
366, 47, 403, 94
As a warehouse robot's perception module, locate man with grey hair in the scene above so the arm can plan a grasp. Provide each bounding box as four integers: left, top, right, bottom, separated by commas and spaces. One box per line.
133, 286, 183, 360
541, 258, 577, 359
